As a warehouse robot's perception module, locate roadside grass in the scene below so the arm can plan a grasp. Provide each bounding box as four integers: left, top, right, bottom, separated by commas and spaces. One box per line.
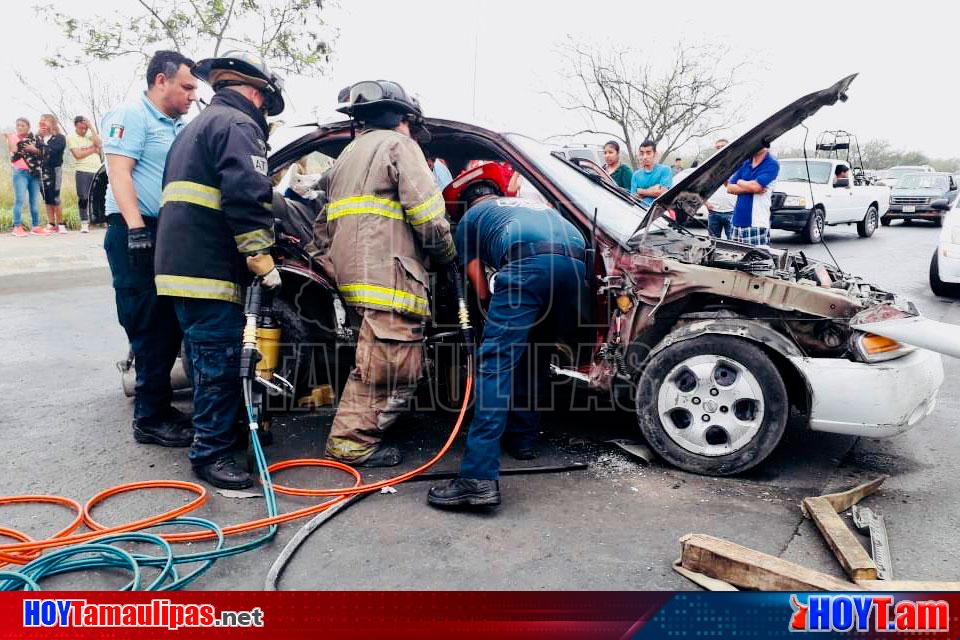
0, 162, 83, 231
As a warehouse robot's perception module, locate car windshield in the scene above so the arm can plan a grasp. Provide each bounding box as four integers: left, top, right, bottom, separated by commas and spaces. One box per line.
896, 174, 949, 190
889, 167, 923, 180
777, 160, 833, 184
506, 134, 666, 244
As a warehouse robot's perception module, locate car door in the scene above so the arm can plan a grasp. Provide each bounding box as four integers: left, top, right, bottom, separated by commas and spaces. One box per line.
832, 164, 860, 222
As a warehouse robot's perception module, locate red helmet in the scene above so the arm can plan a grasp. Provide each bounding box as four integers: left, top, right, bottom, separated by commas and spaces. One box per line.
442, 162, 511, 220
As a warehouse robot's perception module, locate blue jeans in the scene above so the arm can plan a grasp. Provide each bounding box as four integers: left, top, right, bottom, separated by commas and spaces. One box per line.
104, 219, 182, 423
173, 297, 244, 466
459, 254, 586, 481
11, 168, 41, 228
707, 211, 733, 239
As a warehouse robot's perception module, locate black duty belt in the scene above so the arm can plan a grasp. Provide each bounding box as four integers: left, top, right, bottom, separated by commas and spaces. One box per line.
107, 213, 157, 227
503, 241, 586, 266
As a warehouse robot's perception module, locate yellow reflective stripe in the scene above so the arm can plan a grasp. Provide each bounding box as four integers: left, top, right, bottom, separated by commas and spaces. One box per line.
161, 181, 222, 211
338, 283, 430, 316
155, 275, 241, 304
406, 192, 445, 225
234, 227, 275, 254
327, 195, 403, 222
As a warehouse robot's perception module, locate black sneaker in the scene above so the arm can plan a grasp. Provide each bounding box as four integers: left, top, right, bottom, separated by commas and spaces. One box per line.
133, 412, 194, 448
193, 455, 253, 489
427, 478, 501, 509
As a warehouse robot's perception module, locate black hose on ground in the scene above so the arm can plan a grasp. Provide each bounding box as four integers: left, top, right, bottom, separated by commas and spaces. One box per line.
264, 462, 588, 590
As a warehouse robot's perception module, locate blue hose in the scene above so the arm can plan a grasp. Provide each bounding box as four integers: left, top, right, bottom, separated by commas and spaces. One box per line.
0, 380, 278, 592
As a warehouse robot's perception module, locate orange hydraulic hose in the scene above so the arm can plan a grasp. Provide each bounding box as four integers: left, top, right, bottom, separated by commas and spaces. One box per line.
0, 371, 473, 561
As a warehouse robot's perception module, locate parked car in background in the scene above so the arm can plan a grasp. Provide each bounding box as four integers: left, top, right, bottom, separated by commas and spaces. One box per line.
556, 144, 606, 167
877, 164, 935, 188
929, 198, 960, 297
769, 158, 889, 243
883, 172, 958, 227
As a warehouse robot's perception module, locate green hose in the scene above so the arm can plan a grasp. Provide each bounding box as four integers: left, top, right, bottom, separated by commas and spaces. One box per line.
0, 381, 278, 592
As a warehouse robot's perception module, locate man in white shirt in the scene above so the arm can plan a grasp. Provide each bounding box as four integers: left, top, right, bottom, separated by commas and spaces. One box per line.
706, 138, 736, 239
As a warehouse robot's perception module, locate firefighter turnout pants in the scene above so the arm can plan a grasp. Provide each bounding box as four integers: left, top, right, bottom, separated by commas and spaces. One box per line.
325, 309, 423, 463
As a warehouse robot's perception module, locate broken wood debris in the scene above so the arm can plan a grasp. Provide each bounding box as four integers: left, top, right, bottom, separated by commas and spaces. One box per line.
801, 496, 878, 582
679, 534, 860, 592
816, 475, 888, 513
671, 559, 738, 591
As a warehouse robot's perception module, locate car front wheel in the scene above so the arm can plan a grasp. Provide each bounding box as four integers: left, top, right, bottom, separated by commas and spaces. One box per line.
635, 335, 789, 476
930, 250, 960, 297
857, 205, 879, 238
803, 207, 825, 243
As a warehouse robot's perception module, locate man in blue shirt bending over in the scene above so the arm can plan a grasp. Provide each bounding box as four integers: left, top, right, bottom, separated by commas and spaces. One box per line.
428, 163, 586, 510
630, 139, 673, 206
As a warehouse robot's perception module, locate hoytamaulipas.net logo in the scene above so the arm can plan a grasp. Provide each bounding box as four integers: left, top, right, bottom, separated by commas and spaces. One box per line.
23, 598, 264, 630
789, 594, 949, 633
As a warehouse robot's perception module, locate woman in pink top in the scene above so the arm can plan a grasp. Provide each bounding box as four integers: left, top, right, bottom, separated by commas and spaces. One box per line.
7, 118, 48, 237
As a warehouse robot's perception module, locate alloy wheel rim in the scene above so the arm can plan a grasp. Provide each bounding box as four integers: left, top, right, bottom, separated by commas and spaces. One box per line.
656, 354, 765, 457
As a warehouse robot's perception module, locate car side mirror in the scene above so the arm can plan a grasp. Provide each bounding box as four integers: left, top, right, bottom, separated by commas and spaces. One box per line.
834, 178, 850, 188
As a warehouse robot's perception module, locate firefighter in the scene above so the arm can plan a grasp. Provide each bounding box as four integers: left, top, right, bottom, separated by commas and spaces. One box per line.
428, 164, 586, 509
321, 80, 457, 468
154, 51, 285, 489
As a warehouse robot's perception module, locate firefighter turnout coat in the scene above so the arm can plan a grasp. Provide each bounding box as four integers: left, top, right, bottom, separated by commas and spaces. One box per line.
319, 128, 456, 328
155, 89, 275, 304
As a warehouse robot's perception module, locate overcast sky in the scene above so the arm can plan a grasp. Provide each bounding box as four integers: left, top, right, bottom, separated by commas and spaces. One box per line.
4, 0, 958, 160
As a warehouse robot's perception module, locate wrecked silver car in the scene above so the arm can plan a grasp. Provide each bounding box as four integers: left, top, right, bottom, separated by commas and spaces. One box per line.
258, 74, 947, 476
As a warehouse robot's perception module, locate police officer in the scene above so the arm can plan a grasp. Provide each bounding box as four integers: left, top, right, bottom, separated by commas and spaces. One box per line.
428, 163, 587, 509
319, 81, 457, 468
102, 50, 197, 448
154, 51, 285, 489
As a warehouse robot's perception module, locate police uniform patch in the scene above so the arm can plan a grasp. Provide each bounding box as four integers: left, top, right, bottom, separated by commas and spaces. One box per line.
250, 156, 268, 176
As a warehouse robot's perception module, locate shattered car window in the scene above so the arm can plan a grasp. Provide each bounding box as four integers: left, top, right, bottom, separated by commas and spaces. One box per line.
506, 134, 649, 245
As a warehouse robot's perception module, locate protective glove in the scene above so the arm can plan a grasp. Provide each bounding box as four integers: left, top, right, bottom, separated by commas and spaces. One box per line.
261, 267, 282, 290
246, 253, 282, 289
127, 226, 154, 268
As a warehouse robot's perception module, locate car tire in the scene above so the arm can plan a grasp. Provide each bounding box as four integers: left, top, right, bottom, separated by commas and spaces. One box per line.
635, 335, 789, 476
930, 250, 960, 297
933, 215, 944, 228
880, 215, 891, 227
803, 207, 825, 243
856, 205, 879, 238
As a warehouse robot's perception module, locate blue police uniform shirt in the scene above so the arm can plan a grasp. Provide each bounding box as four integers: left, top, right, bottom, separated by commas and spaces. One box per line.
629, 164, 673, 206
729, 153, 780, 228
102, 92, 185, 218
454, 197, 586, 269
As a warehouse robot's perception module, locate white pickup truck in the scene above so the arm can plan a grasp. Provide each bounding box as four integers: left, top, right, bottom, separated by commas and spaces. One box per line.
770, 158, 890, 243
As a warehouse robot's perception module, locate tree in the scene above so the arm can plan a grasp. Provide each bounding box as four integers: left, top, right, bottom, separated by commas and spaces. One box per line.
546, 39, 745, 167
38, 0, 337, 76
15, 67, 133, 135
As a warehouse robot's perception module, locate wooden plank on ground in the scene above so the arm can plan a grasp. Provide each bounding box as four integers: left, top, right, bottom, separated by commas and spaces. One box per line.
856, 580, 960, 591
819, 476, 888, 513
802, 496, 878, 582
680, 533, 860, 592
672, 559, 739, 591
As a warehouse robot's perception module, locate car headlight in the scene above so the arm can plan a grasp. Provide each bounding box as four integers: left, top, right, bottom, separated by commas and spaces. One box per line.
851, 331, 914, 363
782, 195, 808, 208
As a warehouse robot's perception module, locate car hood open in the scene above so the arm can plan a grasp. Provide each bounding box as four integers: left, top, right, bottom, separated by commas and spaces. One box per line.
632, 73, 859, 237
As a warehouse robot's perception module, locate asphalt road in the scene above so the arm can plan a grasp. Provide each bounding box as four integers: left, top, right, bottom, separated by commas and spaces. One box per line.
1, 220, 957, 590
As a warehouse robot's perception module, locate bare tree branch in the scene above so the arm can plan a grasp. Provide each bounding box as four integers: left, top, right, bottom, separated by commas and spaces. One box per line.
545, 38, 747, 170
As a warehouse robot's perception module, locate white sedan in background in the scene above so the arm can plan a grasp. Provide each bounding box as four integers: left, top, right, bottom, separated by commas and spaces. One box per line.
930, 199, 960, 297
